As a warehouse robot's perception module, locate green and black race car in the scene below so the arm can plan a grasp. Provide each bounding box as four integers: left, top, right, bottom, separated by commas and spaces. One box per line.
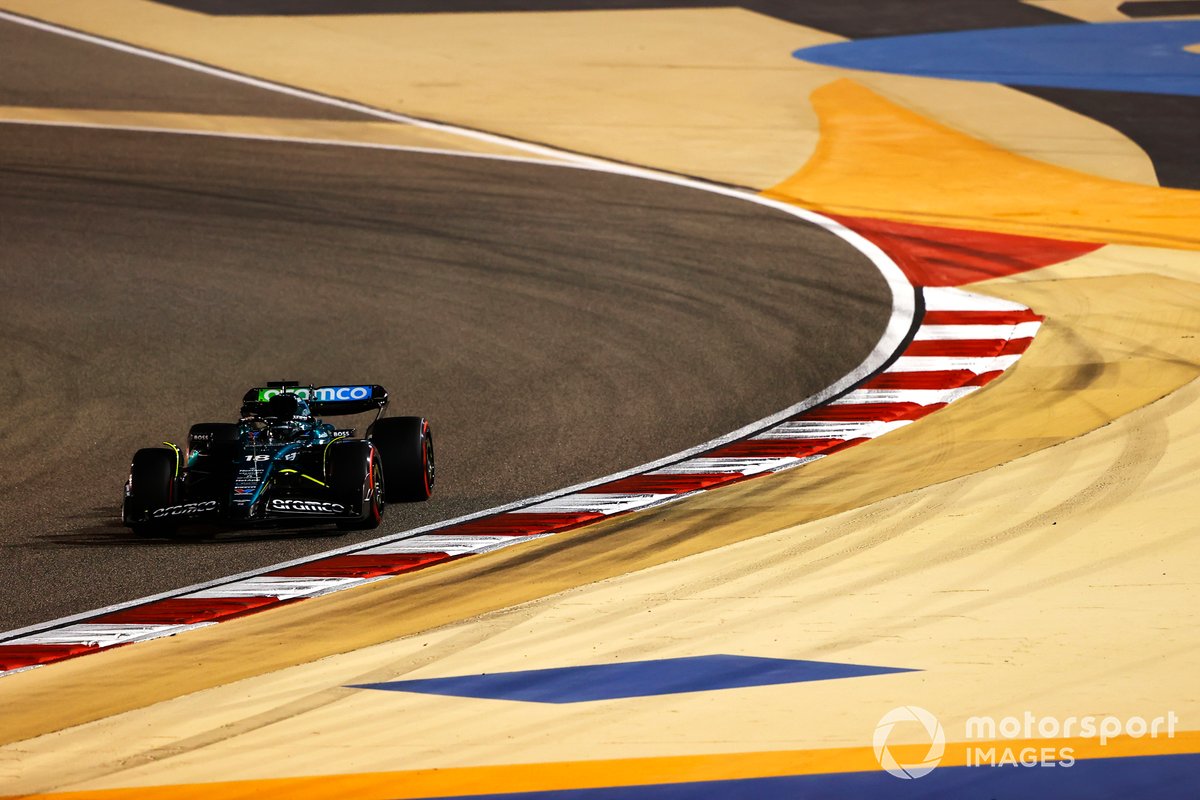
122, 381, 434, 536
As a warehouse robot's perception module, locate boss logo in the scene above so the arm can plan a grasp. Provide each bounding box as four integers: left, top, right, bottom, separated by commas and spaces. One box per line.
268, 499, 345, 514
152, 500, 218, 518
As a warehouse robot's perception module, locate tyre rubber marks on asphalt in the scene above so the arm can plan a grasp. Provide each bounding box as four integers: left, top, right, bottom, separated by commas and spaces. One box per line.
0, 286, 1039, 676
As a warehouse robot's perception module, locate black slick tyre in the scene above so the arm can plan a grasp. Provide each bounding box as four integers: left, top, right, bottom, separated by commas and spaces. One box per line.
370, 416, 434, 502
328, 440, 384, 531
125, 447, 179, 537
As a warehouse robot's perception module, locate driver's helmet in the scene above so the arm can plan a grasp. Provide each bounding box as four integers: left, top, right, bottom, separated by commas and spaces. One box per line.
263, 392, 312, 439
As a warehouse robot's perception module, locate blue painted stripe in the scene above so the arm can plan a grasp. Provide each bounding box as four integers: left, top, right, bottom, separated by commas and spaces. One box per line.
429, 752, 1200, 799
793, 21, 1200, 97
351, 654, 914, 703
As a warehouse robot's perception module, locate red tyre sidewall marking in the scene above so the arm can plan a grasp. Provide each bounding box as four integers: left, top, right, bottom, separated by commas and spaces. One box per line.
421, 421, 432, 498
369, 449, 381, 523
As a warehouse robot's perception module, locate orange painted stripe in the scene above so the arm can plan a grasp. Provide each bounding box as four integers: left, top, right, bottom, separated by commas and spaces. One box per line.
12, 732, 1199, 800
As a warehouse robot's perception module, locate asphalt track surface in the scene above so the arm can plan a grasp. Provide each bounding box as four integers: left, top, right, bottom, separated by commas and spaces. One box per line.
0, 18, 892, 631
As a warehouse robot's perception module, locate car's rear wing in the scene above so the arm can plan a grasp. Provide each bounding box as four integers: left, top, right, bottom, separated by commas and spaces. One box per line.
241, 382, 389, 417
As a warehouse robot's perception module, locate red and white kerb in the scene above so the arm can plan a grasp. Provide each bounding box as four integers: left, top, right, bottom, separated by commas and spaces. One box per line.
0, 287, 1040, 676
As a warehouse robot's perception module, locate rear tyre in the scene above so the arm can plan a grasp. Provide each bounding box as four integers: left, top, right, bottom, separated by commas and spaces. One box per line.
124, 447, 179, 537
370, 416, 434, 502
328, 440, 384, 531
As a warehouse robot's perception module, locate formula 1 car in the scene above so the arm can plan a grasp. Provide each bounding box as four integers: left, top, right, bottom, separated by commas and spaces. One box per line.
122, 382, 434, 536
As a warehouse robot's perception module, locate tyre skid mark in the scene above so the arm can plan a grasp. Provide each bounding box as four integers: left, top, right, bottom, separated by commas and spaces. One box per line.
0, 287, 1040, 676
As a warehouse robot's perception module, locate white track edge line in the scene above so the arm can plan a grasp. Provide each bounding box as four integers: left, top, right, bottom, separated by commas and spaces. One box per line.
0, 118, 578, 168
0, 10, 915, 642
0, 9, 607, 168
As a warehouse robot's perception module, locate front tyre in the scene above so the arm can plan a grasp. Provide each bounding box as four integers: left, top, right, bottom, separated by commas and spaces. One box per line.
329, 440, 384, 531
123, 447, 179, 537
370, 416, 434, 502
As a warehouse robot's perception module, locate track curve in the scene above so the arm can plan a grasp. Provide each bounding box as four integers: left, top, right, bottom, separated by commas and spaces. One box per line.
0, 119, 893, 630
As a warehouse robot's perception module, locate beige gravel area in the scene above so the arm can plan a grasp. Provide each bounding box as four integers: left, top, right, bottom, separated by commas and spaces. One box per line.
2, 253, 1198, 793
1, 1, 1198, 792
0, 0, 1160, 187
0, 106, 552, 159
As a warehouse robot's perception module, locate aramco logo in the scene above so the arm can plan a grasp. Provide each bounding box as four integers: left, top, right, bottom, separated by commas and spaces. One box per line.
873, 706, 946, 779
